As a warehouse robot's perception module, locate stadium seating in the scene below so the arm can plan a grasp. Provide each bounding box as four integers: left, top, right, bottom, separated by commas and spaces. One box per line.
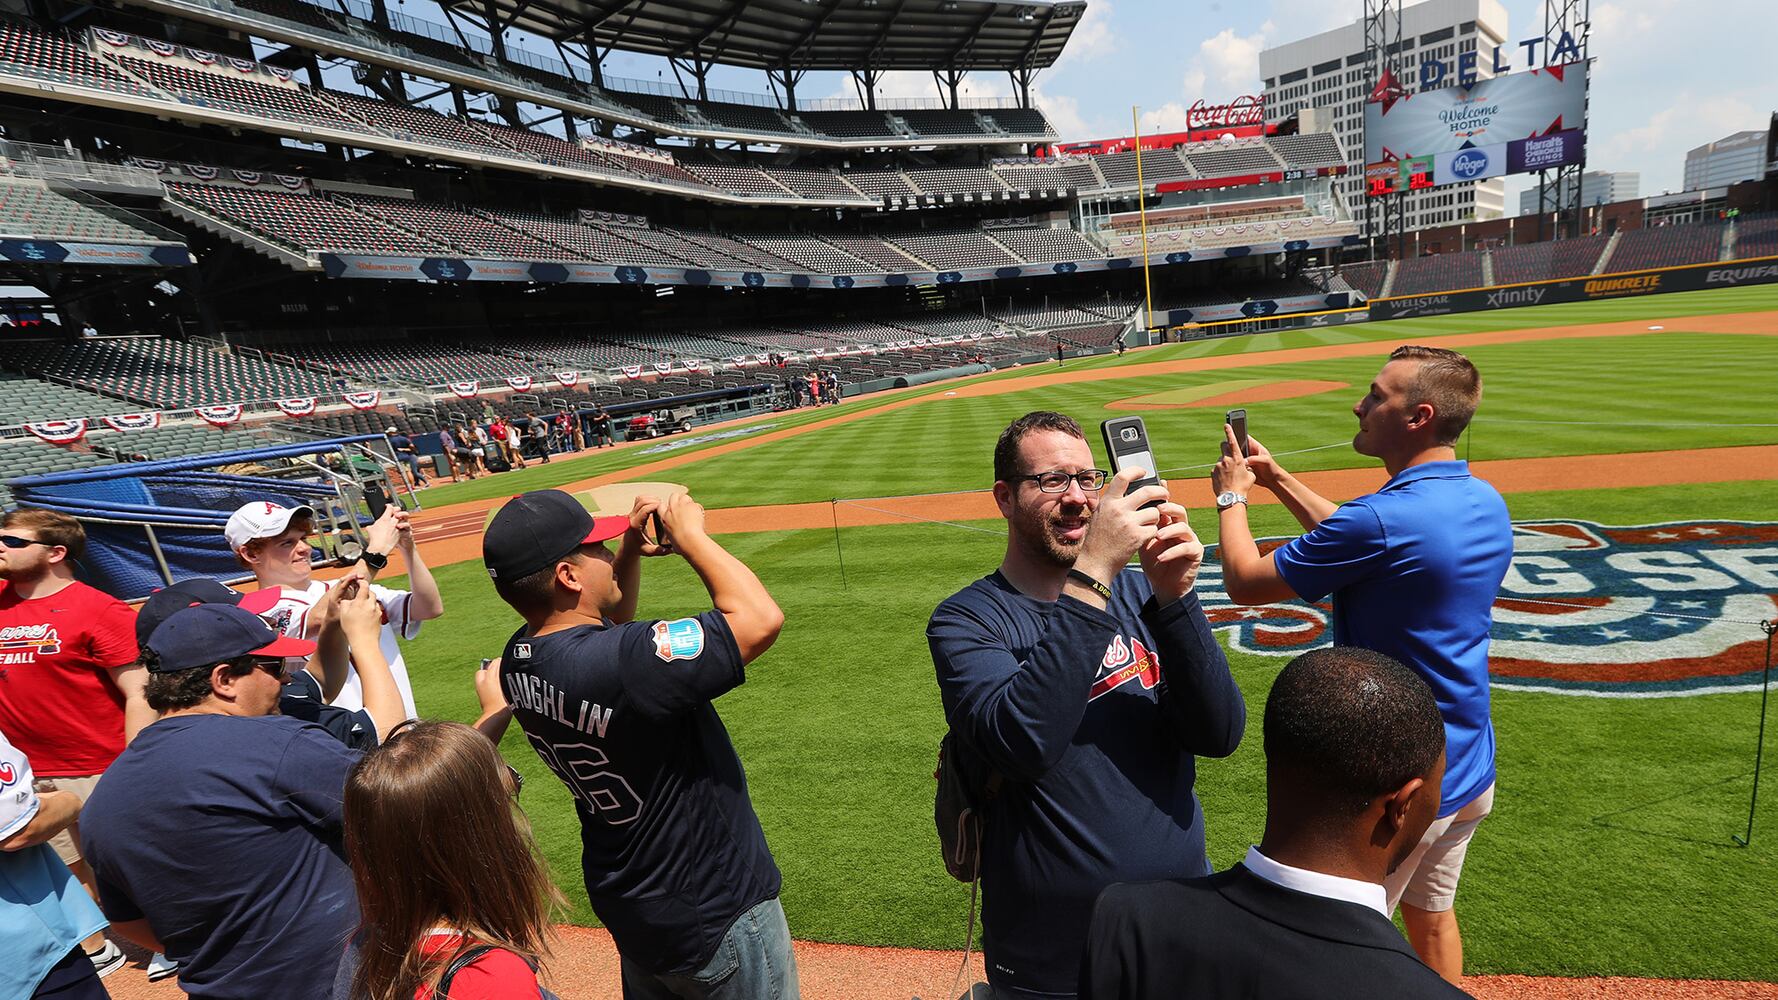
847, 171, 920, 199
1489, 236, 1611, 284
1183, 143, 1285, 178
987, 226, 1102, 263
1731, 212, 1778, 259
1338, 261, 1390, 299
487, 210, 688, 268
992, 160, 1096, 193
269, 340, 546, 385
904, 168, 1009, 196
763, 167, 861, 200
0, 20, 151, 95
111, 54, 358, 131
683, 161, 794, 198
795, 110, 898, 138
338, 195, 579, 260
0, 439, 113, 507
0, 372, 131, 423
328, 91, 510, 153
1391, 252, 1486, 296
10, 336, 342, 408
887, 229, 1020, 270
1605, 223, 1727, 271
89, 424, 265, 460
0, 180, 173, 244
659, 228, 804, 271
1267, 133, 1345, 171
231, 0, 346, 32
990, 300, 1111, 329
165, 183, 451, 257
816, 233, 925, 271
501, 335, 657, 369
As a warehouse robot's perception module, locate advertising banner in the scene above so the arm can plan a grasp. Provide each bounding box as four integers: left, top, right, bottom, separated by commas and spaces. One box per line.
1364, 62, 1587, 163
1367, 256, 1778, 321
1433, 144, 1508, 186
1507, 130, 1585, 173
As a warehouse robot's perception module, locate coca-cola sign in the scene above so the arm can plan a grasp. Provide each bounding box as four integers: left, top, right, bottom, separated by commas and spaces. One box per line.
1186, 95, 1265, 131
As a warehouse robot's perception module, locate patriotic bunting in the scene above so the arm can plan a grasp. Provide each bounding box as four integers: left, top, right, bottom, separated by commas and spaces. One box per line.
25, 419, 88, 444
683, 360, 702, 371
195, 404, 242, 427
505, 376, 533, 391
342, 390, 381, 410
186, 48, 216, 64
146, 39, 177, 57
185, 163, 219, 180
94, 28, 133, 46
100, 412, 160, 432
131, 157, 168, 172
267, 66, 292, 81
273, 174, 305, 190
233, 170, 262, 186
620, 366, 643, 379
552, 371, 578, 387
274, 397, 317, 417
228, 57, 258, 74
449, 382, 479, 398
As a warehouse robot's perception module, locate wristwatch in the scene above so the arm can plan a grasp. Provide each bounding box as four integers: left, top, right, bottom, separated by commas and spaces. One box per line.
336, 538, 388, 571
1216, 491, 1249, 511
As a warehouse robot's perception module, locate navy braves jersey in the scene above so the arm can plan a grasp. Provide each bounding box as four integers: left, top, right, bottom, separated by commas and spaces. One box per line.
499, 611, 781, 975
928, 569, 1245, 999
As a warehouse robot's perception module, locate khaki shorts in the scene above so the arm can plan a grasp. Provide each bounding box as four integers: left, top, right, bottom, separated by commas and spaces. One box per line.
1385, 782, 1495, 913
32, 774, 102, 866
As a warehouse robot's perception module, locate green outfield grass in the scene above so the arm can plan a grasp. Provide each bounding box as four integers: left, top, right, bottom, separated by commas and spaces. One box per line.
387, 286, 1778, 981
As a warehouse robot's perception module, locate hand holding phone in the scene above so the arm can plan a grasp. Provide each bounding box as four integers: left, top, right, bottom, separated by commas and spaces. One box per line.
1100, 417, 1164, 510
1225, 409, 1249, 459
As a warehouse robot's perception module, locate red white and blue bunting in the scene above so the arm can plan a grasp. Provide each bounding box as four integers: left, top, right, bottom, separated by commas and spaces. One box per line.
94, 28, 133, 47
228, 57, 258, 74
505, 376, 533, 391
145, 39, 177, 57
342, 390, 381, 410
274, 397, 317, 417
101, 412, 160, 432
620, 366, 643, 379
195, 404, 242, 427
652, 363, 672, 374
552, 371, 578, 387
25, 419, 87, 444
273, 174, 305, 190
184, 163, 219, 181
683, 360, 702, 371
186, 48, 217, 65
233, 170, 263, 186
449, 382, 480, 398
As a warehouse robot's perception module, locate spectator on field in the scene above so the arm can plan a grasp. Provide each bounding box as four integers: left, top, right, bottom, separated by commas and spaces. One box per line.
1081, 647, 1467, 1000
1213, 345, 1511, 982
439, 427, 478, 481
525, 413, 552, 465
823, 371, 840, 404
227, 501, 442, 719
484, 490, 795, 999
590, 406, 614, 448
0, 508, 150, 977
557, 410, 580, 452
928, 412, 1245, 999
135, 576, 403, 749
504, 420, 528, 470
2, 728, 116, 998
386, 427, 430, 489
80, 605, 358, 998
340, 721, 560, 1000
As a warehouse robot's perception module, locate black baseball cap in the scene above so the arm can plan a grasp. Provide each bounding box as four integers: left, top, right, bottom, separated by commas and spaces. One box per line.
137, 578, 244, 644
144, 604, 315, 673
483, 490, 629, 583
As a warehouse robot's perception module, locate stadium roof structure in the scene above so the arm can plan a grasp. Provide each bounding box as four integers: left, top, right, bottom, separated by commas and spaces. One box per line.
442, 0, 1087, 72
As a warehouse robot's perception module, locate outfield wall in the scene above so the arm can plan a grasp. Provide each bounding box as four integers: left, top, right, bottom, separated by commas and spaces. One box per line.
1367, 256, 1778, 321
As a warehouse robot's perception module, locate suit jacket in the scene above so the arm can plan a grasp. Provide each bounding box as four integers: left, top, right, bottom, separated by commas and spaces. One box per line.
1080, 865, 1472, 1000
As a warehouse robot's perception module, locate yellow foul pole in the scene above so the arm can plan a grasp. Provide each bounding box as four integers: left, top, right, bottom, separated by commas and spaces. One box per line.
1131, 106, 1156, 338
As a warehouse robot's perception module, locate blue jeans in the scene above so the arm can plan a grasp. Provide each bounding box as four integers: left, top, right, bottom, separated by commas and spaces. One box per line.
619, 896, 798, 1000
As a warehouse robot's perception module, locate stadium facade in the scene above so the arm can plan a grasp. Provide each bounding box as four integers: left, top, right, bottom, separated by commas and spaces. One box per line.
1260, 0, 1510, 229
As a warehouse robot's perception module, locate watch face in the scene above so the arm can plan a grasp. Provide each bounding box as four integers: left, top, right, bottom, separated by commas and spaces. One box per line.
337, 539, 364, 561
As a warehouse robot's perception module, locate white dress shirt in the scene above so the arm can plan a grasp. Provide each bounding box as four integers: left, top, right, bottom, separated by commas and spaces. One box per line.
1244, 846, 1390, 918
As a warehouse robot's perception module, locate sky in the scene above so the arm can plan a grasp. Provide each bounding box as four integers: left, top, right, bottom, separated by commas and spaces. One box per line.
404, 0, 1774, 209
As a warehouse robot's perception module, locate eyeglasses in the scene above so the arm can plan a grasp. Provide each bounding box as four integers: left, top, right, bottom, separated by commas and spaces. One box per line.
249, 657, 292, 680
1017, 469, 1109, 494
504, 763, 525, 799
0, 534, 52, 549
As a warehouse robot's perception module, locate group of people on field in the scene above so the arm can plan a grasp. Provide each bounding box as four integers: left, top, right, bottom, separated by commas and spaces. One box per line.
3, 343, 1507, 1000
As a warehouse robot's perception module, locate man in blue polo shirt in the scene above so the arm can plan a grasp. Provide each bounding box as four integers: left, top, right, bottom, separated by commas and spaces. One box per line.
1212, 344, 1511, 985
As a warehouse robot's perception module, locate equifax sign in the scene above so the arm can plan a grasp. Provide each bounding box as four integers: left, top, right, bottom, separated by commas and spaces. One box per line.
1417, 27, 1588, 90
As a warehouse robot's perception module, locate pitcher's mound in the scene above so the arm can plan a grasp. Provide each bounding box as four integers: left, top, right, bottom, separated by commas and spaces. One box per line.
1109, 379, 1348, 410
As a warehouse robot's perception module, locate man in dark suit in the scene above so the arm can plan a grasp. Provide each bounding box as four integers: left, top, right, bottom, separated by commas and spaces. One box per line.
1080, 646, 1470, 1000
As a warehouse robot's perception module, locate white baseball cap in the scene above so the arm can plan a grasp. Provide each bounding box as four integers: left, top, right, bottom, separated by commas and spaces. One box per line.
0, 731, 40, 842
224, 501, 317, 551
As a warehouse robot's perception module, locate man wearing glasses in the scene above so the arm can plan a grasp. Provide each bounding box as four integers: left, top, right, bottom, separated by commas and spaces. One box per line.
79, 603, 367, 998
928, 411, 1245, 1000
0, 508, 151, 979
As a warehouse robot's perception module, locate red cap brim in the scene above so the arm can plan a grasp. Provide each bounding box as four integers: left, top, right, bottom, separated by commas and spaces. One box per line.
252, 633, 316, 659
237, 588, 282, 615
582, 515, 632, 545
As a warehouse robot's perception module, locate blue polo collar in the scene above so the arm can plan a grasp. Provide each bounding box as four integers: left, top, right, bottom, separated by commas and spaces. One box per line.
1381, 459, 1471, 491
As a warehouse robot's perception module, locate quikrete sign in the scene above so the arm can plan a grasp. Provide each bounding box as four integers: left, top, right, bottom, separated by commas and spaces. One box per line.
1419, 27, 1588, 90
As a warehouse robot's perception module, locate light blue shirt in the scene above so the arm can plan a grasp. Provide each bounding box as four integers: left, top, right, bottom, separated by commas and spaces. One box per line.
2, 732, 107, 997
1273, 460, 1512, 817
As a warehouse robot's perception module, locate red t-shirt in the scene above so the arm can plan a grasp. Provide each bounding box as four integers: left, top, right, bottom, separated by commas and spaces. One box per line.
415, 934, 542, 1000
0, 579, 139, 776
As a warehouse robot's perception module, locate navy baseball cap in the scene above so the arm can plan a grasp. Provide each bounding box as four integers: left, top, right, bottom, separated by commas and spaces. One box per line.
483, 489, 629, 582
145, 604, 315, 673
136, 578, 243, 644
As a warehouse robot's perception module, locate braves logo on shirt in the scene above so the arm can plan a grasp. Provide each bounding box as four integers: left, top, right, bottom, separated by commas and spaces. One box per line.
1088, 634, 1160, 702
0, 760, 17, 786
0, 623, 62, 660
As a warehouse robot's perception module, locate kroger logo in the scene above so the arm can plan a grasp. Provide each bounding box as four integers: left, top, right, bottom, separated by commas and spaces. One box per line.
1198, 521, 1778, 698
1451, 149, 1489, 179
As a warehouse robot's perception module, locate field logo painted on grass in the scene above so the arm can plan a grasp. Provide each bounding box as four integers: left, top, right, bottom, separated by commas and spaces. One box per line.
635, 423, 778, 455
1201, 520, 1778, 698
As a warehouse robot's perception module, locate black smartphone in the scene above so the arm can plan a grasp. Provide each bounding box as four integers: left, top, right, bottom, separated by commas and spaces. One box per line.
1100, 417, 1164, 508
365, 481, 391, 520
1226, 409, 1249, 458
648, 510, 669, 548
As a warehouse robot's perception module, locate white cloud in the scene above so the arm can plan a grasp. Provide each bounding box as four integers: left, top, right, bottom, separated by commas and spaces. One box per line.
1034, 87, 1097, 142
1054, 0, 1116, 68
1180, 23, 1273, 99
1138, 102, 1190, 134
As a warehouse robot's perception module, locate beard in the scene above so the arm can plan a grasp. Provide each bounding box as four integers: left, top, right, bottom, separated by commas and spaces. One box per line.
1011, 500, 1093, 569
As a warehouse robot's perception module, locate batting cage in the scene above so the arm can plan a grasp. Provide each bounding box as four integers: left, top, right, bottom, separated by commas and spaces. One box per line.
6, 435, 409, 601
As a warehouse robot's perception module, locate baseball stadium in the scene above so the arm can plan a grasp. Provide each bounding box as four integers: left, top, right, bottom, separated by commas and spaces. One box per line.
0, 0, 1773, 996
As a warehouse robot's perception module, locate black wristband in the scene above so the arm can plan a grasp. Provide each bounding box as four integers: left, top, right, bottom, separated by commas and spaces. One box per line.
1066, 569, 1113, 603
358, 549, 388, 571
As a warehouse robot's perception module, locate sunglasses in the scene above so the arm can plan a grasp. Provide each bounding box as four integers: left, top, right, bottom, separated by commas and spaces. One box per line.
0, 534, 53, 549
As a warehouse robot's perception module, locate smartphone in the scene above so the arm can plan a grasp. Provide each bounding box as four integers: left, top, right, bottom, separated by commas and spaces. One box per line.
648, 510, 668, 546
1226, 409, 1249, 458
480, 657, 494, 670
365, 481, 391, 520
1100, 417, 1164, 508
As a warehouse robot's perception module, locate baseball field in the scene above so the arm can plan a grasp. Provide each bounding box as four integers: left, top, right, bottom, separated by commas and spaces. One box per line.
380, 285, 1778, 994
